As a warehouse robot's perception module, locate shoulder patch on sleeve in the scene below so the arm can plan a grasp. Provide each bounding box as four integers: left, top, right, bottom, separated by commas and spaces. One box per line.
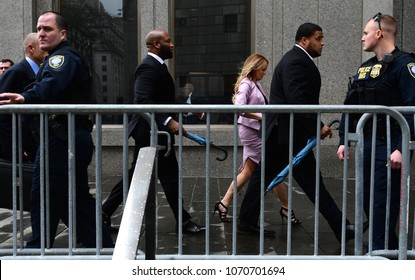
408, 62, 415, 78
49, 55, 65, 69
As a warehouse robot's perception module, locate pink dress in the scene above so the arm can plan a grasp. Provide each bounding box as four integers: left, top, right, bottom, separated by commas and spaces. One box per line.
234, 78, 267, 171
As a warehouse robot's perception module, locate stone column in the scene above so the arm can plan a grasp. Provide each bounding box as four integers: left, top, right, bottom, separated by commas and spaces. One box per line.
139, 0, 170, 62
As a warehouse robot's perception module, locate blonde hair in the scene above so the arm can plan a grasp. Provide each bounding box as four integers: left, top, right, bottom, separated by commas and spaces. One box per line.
232, 53, 269, 103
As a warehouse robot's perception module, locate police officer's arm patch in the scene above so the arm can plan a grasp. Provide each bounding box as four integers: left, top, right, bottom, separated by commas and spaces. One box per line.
49, 55, 65, 69
408, 63, 415, 78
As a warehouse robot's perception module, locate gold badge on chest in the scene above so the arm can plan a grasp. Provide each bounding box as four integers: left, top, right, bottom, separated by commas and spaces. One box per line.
370, 64, 383, 78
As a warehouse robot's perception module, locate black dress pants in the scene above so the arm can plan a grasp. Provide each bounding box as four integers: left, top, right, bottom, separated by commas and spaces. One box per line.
102, 119, 191, 224
239, 127, 348, 236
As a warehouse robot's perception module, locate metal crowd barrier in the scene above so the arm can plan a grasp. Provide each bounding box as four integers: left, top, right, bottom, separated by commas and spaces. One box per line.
0, 104, 413, 260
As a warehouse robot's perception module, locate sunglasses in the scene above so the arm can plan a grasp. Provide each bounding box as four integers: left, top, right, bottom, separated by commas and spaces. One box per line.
373, 12, 382, 30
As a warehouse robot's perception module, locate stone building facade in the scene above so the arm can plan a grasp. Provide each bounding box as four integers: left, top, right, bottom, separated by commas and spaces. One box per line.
1, 0, 414, 177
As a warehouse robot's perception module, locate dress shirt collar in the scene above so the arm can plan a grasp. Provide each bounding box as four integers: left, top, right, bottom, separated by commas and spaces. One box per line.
148, 52, 165, 65
25, 56, 40, 74
295, 44, 314, 61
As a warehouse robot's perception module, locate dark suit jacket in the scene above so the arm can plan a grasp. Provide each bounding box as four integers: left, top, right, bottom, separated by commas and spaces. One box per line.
128, 55, 176, 143
0, 59, 36, 93
266, 46, 323, 146
0, 58, 37, 161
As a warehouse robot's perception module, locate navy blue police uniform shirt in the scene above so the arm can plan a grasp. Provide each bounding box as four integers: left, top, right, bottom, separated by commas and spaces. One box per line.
21, 41, 92, 105
352, 48, 415, 106
340, 47, 415, 150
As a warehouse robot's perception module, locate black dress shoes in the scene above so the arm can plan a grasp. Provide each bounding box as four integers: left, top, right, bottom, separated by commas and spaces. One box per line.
176, 220, 206, 234
344, 224, 356, 242
237, 224, 275, 237
102, 212, 112, 230
337, 221, 369, 242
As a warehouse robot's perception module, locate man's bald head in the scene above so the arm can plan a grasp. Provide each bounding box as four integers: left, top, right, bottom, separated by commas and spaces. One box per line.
23, 32, 47, 65
145, 29, 167, 48
145, 29, 174, 60
23, 33, 40, 54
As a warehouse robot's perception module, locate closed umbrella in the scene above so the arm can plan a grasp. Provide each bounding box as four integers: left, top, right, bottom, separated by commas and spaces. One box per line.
266, 120, 340, 193
186, 132, 228, 161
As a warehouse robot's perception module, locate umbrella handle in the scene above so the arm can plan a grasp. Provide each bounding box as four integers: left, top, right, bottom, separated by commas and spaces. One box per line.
211, 144, 228, 161
185, 132, 228, 161
328, 119, 340, 130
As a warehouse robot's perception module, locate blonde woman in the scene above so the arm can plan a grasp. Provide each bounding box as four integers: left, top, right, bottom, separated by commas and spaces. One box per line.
213, 53, 301, 225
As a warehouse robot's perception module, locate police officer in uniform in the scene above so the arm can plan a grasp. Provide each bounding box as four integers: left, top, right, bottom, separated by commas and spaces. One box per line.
337, 13, 415, 250
0, 11, 113, 248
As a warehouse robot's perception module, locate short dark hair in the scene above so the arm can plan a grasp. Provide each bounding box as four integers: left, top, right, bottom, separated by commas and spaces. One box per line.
40, 11, 68, 31
0, 58, 14, 65
295, 22, 322, 42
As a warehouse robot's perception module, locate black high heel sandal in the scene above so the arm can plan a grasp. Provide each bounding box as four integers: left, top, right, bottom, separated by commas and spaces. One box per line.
213, 202, 231, 222
280, 207, 302, 225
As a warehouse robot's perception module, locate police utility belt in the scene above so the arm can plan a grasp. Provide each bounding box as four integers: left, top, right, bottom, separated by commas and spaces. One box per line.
30, 115, 93, 143
50, 115, 93, 139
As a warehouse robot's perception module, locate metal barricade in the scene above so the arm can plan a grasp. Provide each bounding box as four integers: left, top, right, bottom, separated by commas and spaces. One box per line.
0, 104, 413, 260
343, 108, 413, 260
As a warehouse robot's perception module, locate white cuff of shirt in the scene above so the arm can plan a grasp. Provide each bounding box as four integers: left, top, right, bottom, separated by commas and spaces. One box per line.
163, 117, 172, 126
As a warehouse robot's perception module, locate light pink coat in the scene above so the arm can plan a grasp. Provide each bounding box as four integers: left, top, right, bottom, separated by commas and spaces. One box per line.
234, 77, 267, 131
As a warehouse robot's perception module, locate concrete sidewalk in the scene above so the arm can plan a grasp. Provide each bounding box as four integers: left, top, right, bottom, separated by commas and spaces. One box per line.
1, 175, 414, 257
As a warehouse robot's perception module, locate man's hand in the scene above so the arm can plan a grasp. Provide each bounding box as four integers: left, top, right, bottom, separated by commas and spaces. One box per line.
389, 149, 402, 169
337, 144, 350, 160
0, 93, 25, 105
320, 124, 332, 140
197, 112, 205, 120
167, 119, 188, 137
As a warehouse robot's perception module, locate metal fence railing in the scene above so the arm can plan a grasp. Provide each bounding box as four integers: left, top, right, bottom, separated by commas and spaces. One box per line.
0, 104, 413, 260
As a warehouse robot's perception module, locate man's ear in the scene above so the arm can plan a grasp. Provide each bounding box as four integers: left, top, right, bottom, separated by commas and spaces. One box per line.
298, 36, 309, 48
60, 29, 67, 40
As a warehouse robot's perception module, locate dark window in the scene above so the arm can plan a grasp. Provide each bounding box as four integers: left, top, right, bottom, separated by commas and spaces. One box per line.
224, 14, 238, 33
60, 0, 138, 124
174, 0, 250, 124
59, 0, 250, 124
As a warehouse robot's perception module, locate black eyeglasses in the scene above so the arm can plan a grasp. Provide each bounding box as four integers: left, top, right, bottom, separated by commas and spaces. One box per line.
373, 12, 382, 30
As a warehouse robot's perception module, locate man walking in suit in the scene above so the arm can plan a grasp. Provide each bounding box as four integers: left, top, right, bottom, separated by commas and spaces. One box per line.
102, 29, 205, 234
0, 32, 47, 162
238, 23, 362, 242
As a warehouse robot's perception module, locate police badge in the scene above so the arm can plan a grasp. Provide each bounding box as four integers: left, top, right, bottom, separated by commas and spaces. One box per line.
49, 55, 65, 68
408, 62, 415, 78
370, 64, 382, 78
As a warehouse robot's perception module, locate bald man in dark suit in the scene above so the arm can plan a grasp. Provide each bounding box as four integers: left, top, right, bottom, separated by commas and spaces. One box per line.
103, 29, 205, 234
0, 32, 47, 162
0, 33, 47, 210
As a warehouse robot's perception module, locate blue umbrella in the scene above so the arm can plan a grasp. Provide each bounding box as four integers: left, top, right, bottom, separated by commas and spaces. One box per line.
265, 119, 340, 193
266, 136, 317, 193
186, 132, 228, 161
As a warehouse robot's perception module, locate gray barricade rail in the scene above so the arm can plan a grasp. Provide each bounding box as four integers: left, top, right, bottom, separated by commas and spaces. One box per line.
0, 104, 413, 260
